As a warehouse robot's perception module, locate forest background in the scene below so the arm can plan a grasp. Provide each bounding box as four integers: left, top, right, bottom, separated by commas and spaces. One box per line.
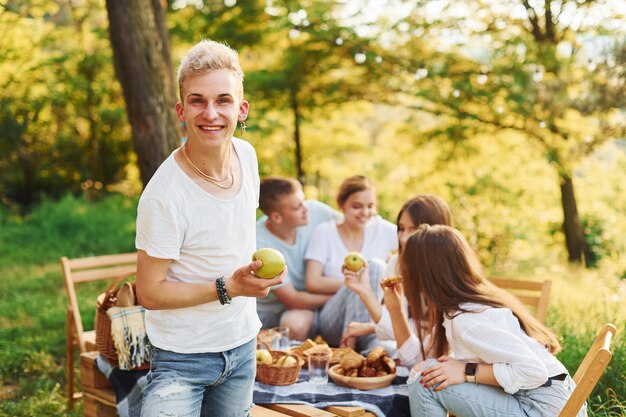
0, 0, 624, 416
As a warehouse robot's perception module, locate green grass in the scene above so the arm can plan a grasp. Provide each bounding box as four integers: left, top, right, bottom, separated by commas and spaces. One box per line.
0, 194, 624, 416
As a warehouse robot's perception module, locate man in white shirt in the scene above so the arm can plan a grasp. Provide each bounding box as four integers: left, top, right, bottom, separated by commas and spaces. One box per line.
135, 40, 284, 417
256, 177, 341, 341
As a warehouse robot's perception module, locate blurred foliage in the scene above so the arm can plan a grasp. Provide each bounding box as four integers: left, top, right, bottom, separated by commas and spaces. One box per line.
0, 2, 132, 209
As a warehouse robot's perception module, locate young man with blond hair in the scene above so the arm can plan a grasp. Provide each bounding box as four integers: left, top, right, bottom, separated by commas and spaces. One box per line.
256, 176, 341, 341
135, 40, 285, 417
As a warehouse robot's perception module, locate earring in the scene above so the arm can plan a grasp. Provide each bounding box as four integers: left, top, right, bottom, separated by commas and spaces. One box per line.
181, 121, 186, 129
239, 120, 247, 136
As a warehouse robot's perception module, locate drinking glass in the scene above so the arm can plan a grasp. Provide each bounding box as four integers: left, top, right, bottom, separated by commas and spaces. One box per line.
269, 326, 290, 351
307, 351, 331, 384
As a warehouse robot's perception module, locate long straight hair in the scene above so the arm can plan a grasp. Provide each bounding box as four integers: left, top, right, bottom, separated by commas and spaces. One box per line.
401, 225, 561, 359
396, 194, 452, 255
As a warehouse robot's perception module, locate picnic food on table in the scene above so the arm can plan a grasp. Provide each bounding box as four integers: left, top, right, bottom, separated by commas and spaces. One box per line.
344, 252, 365, 272
333, 345, 396, 378
289, 339, 356, 365
380, 275, 403, 288
252, 248, 286, 279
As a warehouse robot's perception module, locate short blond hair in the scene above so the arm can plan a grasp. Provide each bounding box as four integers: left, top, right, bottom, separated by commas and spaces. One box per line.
177, 40, 244, 99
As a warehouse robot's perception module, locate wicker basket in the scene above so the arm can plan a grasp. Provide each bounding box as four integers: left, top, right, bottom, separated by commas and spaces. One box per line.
94, 272, 148, 369
256, 350, 304, 386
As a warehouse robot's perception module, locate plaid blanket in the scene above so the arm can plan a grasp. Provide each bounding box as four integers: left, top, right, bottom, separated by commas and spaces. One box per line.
253, 369, 411, 417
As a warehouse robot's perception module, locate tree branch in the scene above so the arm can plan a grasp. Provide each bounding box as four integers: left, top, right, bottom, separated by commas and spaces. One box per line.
521, 0, 545, 41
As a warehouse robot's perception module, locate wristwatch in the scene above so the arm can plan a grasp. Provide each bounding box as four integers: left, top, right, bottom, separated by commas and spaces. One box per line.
465, 362, 478, 383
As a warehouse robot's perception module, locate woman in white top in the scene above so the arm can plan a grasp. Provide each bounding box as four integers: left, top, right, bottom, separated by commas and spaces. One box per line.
398, 225, 582, 417
305, 175, 397, 350
341, 194, 452, 364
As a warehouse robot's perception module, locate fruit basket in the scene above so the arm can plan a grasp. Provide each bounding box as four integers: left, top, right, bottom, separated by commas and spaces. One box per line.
328, 364, 396, 390
256, 350, 304, 386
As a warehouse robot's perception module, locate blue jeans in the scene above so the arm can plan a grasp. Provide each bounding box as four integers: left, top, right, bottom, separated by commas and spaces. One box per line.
408, 359, 586, 417
141, 338, 256, 417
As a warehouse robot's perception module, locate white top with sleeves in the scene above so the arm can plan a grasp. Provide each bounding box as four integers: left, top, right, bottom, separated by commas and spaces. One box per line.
401, 303, 567, 394
305, 215, 397, 280
135, 138, 261, 354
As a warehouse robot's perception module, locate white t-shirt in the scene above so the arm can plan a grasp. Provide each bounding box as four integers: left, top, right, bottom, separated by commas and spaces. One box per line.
305, 215, 398, 279
135, 138, 261, 353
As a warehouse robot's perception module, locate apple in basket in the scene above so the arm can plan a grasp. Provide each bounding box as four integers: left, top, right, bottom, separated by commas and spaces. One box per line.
344, 252, 365, 272
256, 349, 273, 365
252, 248, 286, 279
275, 356, 297, 367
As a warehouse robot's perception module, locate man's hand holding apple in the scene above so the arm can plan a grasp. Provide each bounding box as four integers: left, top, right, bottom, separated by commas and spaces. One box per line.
224, 260, 287, 299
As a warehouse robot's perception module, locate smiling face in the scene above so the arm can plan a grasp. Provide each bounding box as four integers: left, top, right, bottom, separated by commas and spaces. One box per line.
340, 188, 377, 228
176, 69, 249, 148
397, 210, 417, 252
275, 189, 308, 227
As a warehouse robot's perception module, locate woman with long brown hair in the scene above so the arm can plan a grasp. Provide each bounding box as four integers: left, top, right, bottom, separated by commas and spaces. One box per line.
400, 225, 582, 417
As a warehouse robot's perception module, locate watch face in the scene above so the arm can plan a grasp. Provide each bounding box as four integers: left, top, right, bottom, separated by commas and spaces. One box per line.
465, 362, 477, 376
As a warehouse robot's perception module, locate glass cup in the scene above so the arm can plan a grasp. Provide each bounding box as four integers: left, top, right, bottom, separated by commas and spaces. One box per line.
269, 326, 290, 351
307, 351, 331, 385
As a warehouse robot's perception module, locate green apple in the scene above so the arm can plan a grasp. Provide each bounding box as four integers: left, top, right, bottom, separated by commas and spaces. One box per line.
275, 355, 297, 367
256, 349, 273, 364
344, 252, 365, 272
252, 248, 286, 279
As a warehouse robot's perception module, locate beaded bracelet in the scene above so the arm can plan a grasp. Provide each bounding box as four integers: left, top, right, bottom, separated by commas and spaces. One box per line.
216, 277, 232, 305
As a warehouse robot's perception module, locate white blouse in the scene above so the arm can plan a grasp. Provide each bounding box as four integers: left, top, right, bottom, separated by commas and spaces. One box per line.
400, 303, 567, 394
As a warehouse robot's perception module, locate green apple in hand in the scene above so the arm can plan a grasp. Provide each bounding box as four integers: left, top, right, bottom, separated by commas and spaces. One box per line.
252, 248, 286, 279
256, 349, 273, 364
344, 252, 365, 272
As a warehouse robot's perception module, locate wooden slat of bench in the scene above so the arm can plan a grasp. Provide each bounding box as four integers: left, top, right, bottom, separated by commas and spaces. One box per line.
267, 404, 339, 417
83, 387, 116, 407
515, 294, 540, 306
72, 265, 136, 283
252, 405, 296, 417
489, 277, 544, 291
83, 396, 117, 417
67, 253, 136, 270
325, 406, 365, 417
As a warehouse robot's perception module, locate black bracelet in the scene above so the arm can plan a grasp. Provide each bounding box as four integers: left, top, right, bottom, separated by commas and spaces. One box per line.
216, 277, 232, 305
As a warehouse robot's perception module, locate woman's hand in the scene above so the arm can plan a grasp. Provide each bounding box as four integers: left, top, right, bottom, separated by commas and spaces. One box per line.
420, 356, 467, 391
342, 263, 372, 296
340, 321, 375, 347
382, 282, 403, 314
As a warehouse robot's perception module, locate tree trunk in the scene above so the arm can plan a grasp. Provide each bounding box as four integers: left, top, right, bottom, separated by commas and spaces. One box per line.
105, 0, 180, 187
559, 173, 590, 265
290, 87, 305, 185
